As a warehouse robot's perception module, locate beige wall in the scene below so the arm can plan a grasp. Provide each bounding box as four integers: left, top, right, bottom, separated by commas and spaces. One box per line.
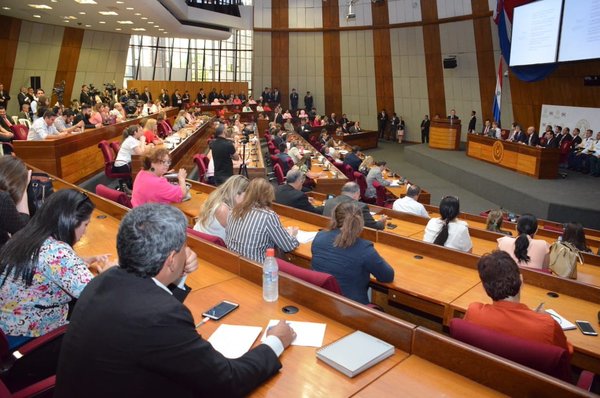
9, 21, 64, 115
288, 32, 325, 113
439, 21, 482, 142
391, 26, 429, 143
252, 32, 272, 98
340, 30, 377, 131
72, 30, 130, 102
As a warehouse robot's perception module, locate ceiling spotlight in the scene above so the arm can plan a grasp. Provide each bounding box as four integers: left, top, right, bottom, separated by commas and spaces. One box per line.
33, 14, 41, 18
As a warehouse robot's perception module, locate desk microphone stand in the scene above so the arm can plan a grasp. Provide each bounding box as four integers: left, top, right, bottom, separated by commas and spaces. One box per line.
239, 140, 249, 178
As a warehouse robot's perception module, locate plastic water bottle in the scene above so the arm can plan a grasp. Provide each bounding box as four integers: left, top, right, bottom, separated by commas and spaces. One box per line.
263, 248, 278, 302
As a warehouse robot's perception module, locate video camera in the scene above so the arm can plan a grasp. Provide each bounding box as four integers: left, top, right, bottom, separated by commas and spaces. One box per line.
53, 80, 66, 104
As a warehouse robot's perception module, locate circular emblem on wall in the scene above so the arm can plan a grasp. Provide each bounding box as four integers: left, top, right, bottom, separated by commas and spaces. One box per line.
492, 140, 504, 163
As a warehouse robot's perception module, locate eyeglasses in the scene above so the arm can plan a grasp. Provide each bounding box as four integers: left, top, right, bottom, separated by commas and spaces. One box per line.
160, 159, 172, 166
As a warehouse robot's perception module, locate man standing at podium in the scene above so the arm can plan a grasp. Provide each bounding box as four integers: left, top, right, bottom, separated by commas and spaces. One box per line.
447, 109, 459, 121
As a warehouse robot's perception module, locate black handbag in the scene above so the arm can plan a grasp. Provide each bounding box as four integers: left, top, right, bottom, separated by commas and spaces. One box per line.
27, 172, 54, 216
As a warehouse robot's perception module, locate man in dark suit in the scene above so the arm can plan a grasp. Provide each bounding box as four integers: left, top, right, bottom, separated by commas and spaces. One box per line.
511, 125, 527, 143
55, 204, 295, 398
197, 88, 207, 103
140, 86, 152, 104
542, 131, 559, 148
79, 85, 92, 106
558, 127, 573, 148
570, 128, 582, 149
297, 118, 311, 141
289, 88, 299, 110
378, 109, 388, 139
160, 88, 170, 107
0, 83, 10, 109
271, 88, 281, 104
322, 182, 386, 230
303, 91, 313, 110
468, 111, 476, 133
275, 170, 323, 214
17, 86, 30, 109
343, 146, 362, 172
525, 126, 540, 146
447, 109, 459, 121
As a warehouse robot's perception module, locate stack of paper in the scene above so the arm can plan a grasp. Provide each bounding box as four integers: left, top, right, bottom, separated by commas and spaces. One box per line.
208, 324, 262, 358
546, 309, 576, 330
389, 180, 401, 187
296, 230, 318, 244
261, 320, 327, 347
316, 330, 395, 378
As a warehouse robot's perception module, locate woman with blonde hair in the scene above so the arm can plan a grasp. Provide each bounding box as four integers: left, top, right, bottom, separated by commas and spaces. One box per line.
226, 178, 298, 263
193, 175, 249, 241
172, 110, 188, 132
486, 209, 511, 236
311, 202, 394, 304
142, 118, 163, 145
358, 155, 374, 175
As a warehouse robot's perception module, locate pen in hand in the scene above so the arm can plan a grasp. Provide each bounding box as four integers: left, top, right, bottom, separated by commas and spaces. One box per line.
534, 302, 545, 313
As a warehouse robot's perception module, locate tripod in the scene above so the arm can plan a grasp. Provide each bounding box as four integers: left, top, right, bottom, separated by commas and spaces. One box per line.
238, 140, 249, 178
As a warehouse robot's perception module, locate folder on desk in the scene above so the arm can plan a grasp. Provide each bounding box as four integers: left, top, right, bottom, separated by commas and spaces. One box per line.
316, 330, 394, 378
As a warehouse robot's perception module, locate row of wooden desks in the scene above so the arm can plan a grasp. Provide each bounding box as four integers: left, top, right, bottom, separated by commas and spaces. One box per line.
47, 176, 593, 396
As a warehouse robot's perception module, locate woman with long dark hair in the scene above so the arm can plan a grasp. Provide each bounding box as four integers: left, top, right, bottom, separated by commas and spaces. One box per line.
423, 196, 472, 252
497, 214, 549, 270
0, 189, 110, 346
0, 156, 30, 248
311, 202, 394, 304
561, 222, 592, 253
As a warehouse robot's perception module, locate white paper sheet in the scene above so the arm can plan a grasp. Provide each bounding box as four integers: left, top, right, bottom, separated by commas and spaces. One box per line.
296, 230, 318, 244
389, 180, 401, 187
545, 309, 577, 330
208, 324, 262, 358
261, 320, 326, 347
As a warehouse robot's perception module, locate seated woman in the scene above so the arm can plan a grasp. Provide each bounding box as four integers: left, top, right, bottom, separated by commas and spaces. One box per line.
365, 160, 390, 199
0, 157, 31, 248
88, 103, 104, 126
497, 214, 549, 270
561, 222, 592, 253
194, 175, 249, 241
142, 118, 163, 145
172, 110, 188, 132
242, 102, 252, 112
311, 202, 394, 304
0, 189, 111, 346
358, 156, 374, 176
112, 125, 147, 175
131, 148, 188, 207
226, 178, 299, 263
423, 196, 473, 252
256, 102, 264, 112
486, 209, 512, 236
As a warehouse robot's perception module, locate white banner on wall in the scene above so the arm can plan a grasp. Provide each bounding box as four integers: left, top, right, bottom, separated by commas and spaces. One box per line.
539, 104, 600, 136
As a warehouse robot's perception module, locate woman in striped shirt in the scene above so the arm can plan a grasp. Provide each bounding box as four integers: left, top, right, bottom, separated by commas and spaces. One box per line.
226, 178, 299, 263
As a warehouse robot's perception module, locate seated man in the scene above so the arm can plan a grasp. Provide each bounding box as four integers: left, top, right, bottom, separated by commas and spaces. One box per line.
392, 185, 429, 218
18, 103, 32, 122
53, 109, 85, 134
276, 143, 293, 175
0, 106, 14, 154
275, 169, 323, 214
343, 146, 362, 172
464, 251, 572, 354
525, 126, 539, 146
323, 182, 387, 230
27, 110, 68, 140
55, 204, 295, 397
74, 104, 101, 129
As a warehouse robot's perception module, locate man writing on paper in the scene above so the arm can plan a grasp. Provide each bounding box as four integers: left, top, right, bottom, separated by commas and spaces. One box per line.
464, 251, 572, 355
55, 204, 295, 398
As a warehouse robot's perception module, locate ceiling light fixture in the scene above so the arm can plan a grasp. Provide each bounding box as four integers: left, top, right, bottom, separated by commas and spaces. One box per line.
117, 20, 133, 24
132, 28, 146, 31
134, 12, 141, 15
79, 11, 86, 14
141, 17, 148, 20
2, 6, 11, 10
99, 11, 118, 15
126, 7, 133, 10
85, 24, 91, 27
99, 21, 106, 24
74, 0, 97, 4
115, 27, 122, 31
33, 14, 41, 18
28, 4, 53, 9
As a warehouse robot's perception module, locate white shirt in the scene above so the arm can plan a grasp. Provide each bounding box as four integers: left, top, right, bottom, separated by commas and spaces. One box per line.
392, 196, 429, 218
27, 117, 59, 140
114, 135, 140, 167
423, 218, 472, 252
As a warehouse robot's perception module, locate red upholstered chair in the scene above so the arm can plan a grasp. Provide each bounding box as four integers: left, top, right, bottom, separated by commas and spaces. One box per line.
268, 142, 277, 155
10, 124, 28, 141
1, 325, 66, 396
97, 140, 130, 181
109, 141, 121, 156
159, 120, 172, 136
186, 227, 226, 247
449, 318, 594, 389
354, 172, 375, 204
559, 140, 572, 164
193, 154, 208, 183
273, 163, 285, 185
372, 180, 393, 208
276, 258, 342, 295
339, 164, 354, 181
95, 184, 132, 208
285, 157, 294, 172
198, 153, 210, 168
157, 122, 167, 138
542, 224, 564, 233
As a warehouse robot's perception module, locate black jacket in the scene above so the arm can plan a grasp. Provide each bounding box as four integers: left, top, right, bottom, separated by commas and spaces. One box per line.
275, 184, 322, 214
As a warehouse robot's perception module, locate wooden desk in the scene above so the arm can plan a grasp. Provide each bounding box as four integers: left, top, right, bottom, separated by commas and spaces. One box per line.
429, 119, 461, 150
355, 355, 505, 397
450, 283, 600, 374
340, 130, 379, 150
467, 134, 560, 179
131, 117, 215, 181
233, 134, 266, 180
184, 277, 409, 397
14, 108, 179, 183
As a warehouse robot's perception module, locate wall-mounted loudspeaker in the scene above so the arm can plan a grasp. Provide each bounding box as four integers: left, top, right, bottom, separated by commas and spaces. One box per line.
30, 76, 41, 91
443, 57, 457, 69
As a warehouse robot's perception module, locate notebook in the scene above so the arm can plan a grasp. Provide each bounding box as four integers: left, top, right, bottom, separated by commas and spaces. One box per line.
545, 309, 577, 330
316, 330, 394, 378
208, 324, 262, 359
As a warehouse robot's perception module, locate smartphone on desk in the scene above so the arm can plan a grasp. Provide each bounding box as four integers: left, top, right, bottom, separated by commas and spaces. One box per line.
576, 320, 598, 336
202, 300, 239, 320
